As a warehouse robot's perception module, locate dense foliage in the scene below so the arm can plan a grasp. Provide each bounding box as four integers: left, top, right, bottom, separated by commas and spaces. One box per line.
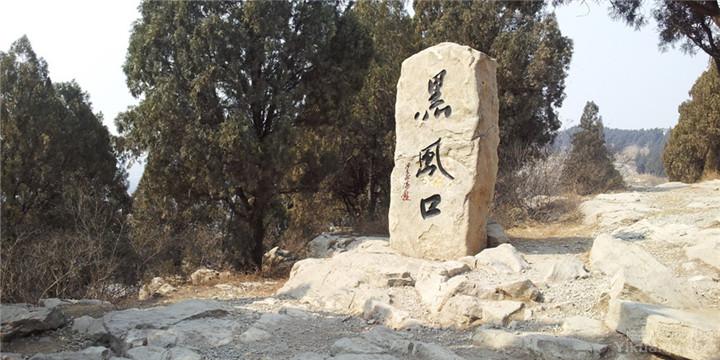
1, 37, 131, 302
117, 1, 373, 271
663, 61, 720, 182
561, 101, 625, 194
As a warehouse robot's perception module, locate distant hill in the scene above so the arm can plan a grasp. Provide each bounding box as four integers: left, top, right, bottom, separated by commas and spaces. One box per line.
554, 127, 670, 177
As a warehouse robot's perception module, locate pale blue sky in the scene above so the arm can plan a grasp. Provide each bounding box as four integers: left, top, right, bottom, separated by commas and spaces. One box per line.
1, 1, 711, 191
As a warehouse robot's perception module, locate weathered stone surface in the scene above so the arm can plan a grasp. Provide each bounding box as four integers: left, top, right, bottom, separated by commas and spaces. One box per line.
28, 347, 111, 360
486, 219, 509, 246
414, 262, 471, 312
331, 338, 386, 355
605, 299, 720, 360
473, 329, 608, 360
165, 348, 203, 360
492, 279, 541, 302
436, 295, 523, 328
544, 258, 589, 283
72, 315, 108, 339
278, 238, 425, 314
560, 316, 610, 339
101, 299, 228, 352
238, 326, 273, 343
362, 300, 419, 330
686, 236, 720, 270
590, 234, 699, 308
189, 268, 220, 285
389, 42, 499, 261
138, 277, 176, 301
124, 346, 201, 360
262, 246, 297, 275
474, 244, 529, 274
125, 346, 165, 360
0, 304, 67, 340
306, 234, 359, 258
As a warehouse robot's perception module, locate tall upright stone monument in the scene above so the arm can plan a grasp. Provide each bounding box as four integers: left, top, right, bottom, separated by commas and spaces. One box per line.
389, 42, 499, 260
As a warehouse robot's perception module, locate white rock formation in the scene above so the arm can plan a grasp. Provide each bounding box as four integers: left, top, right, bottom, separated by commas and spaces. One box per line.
388, 42, 499, 260
473, 244, 529, 274
473, 328, 609, 360
605, 299, 720, 360
590, 234, 700, 309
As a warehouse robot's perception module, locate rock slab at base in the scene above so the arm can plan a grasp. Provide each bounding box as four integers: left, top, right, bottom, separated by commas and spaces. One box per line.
388, 42, 499, 260
605, 299, 720, 360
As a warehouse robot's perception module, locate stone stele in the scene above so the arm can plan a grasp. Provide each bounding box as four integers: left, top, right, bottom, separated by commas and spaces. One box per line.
389, 42, 499, 260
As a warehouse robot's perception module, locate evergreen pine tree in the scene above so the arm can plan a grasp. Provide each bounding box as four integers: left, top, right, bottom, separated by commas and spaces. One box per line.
562, 101, 625, 195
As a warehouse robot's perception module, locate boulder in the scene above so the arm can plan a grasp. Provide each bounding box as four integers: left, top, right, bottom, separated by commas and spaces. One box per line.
491, 279, 541, 302
486, 219, 510, 246
362, 300, 418, 330
414, 262, 471, 311
388, 42, 499, 261
238, 326, 273, 343
543, 258, 589, 283
473, 328, 609, 360
278, 239, 426, 314
138, 277, 176, 301
0, 304, 67, 340
72, 315, 108, 340
605, 299, 720, 360
436, 295, 523, 328
560, 316, 610, 339
306, 234, 358, 258
29, 347, 111, 360
262, 246, 297, 275
125, 346, 166, 360
590, 234, 699, 308
189, 268, 220, 285
474, 244, 529, 274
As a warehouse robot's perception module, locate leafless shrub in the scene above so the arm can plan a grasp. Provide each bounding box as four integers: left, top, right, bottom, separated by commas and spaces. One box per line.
0, 184, 136, 303
493, 145, 578, 226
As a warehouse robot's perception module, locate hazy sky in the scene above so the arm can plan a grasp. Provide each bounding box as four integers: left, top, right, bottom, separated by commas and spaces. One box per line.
1, 0, 711, 190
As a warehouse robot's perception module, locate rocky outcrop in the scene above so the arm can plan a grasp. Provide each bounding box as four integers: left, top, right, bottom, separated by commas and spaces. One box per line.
590, 234, 699, 309
605, 299, 720, 360
473, 328, 609, 360
278, 238, 426, 315
0, 304, 67, 340
28, 347, 111, 360
101, 299, 230, 353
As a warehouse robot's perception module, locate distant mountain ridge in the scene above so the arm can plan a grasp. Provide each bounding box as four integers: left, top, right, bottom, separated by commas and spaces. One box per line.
553, 127, 670, 177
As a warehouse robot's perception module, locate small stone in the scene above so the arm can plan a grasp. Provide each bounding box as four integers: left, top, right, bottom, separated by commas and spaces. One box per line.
474, 244, 529, 274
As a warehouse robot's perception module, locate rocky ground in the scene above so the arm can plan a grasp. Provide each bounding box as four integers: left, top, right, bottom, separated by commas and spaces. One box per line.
2, 180, 719, 360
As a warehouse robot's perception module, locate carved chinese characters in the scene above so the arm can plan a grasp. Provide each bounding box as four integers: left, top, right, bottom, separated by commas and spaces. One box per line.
389, 42, 499, 260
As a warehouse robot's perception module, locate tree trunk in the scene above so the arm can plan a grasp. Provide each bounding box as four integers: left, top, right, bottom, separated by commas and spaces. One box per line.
366, 157, 377, 220
250, 208, 265, 271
